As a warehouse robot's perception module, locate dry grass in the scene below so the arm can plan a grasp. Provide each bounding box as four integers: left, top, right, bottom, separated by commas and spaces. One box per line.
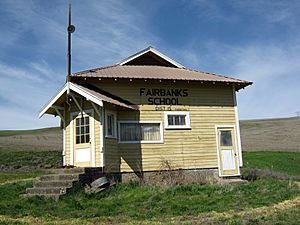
0, 127, 62, 152
240, 117, 300, 152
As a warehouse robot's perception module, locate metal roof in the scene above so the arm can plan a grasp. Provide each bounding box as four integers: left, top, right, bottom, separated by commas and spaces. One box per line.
73, 65, 252, 88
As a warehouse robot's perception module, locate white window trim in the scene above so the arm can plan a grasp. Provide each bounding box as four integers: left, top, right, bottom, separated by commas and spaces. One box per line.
105, 110, 117, 138
118, 120, 164, 144
164, 111, 191, 129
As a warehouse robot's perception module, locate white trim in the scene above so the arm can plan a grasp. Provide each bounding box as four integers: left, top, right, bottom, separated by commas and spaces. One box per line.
105, 110, 117, 138
215, 125, 240, 177
39, 82, 103, 118
233, 86, 243, 167
70, 109, 95, 167
118, 120, 164, 144
164, 111, 191, 129
118, 47, 184, 68
100, 107, 105, 167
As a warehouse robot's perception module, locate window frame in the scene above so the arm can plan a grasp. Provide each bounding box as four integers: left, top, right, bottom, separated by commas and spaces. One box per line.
75, 115, 90, 144
105, 110, 117, 138
118, 121, 164, 144
164, 111, 191, 129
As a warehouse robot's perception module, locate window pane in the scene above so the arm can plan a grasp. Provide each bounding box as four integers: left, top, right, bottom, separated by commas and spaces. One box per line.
85, 117, 89, 125
85, 125, 89, 134
120, 123, 160, 142
76, 118, 80, 126
85, 134, 90, 143
220, 131, 232, 146
81, 135, 85, 143
76, 136, 80, 144
178, 115, 186, 125
81, 127, 85, 134
168, 115, 174, 125
168, 115, 186, 126
80, 117, 84, 125
107, 115, 112, 135
76, 127, 80, 135
120, 123, 139, 141
141, 123, 160, 141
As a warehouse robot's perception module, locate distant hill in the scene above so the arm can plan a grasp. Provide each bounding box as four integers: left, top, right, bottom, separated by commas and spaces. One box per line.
0, 127, 62, 152
0, 117, 299, 152
240, 117, 300, 152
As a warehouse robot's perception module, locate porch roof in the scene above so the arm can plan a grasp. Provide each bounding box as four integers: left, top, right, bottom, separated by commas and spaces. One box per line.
39, 82, 138, 118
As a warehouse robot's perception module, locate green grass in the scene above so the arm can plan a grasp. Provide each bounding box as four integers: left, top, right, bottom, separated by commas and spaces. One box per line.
0, 127, 60, 137
0, 151, 61, 169
0, 177, 299, 222
0, 172, 45, 184
243, 151, 300, 176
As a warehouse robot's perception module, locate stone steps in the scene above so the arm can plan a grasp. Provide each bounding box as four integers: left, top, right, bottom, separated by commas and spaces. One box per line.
26, 187, 67, 195
38, 174, 81, 182
21, 168, 86, 200
33, 180, 74, 188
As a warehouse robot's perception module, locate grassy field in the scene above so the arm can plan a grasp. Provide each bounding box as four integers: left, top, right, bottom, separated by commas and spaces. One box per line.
0, 177, 299, 224
0, 151, 61, 171
240, 117, 300, 152
243, 151, 300, 176
0, 117, 299, 224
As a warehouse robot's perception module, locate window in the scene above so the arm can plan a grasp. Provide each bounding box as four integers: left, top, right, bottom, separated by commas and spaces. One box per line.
106, 111, 117, 138
164, 111, 191, 129
75, 116, 90, 144
118, 121, 163, 143
220, 130, 233, 146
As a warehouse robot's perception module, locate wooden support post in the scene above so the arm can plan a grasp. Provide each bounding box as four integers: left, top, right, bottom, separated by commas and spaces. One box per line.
69, 92, 82, 112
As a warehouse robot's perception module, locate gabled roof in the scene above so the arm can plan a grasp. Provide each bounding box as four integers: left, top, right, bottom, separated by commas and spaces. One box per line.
118, 46, 184, 68
72, 47, 252, 90
39, 82, 138, 118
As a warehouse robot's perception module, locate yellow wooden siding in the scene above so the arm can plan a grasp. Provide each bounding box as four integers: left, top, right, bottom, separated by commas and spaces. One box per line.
117, 106, 235, 172
92, 80, 237, 173
62, 80, 237, 172
105, 138, 120, 172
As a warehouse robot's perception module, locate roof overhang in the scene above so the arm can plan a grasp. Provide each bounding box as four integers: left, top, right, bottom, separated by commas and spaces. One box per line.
39, 82, 104, 118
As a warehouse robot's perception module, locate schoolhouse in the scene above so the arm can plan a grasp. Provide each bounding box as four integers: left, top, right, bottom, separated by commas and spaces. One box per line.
39, 47, 252, 177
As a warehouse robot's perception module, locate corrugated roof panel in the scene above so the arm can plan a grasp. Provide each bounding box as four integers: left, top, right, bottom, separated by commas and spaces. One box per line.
73, 65, 252, 86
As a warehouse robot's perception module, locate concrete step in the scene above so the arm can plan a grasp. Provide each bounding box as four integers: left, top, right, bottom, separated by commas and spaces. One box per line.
20, 193, 60, 200
26, 187, 67, 195
38, 174, 80, 182
33, 180, 74, 188
46, 168, 85, 174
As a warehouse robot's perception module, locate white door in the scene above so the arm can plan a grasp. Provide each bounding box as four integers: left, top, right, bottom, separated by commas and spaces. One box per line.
72, 111, 94, 167
217, 127, 240, 176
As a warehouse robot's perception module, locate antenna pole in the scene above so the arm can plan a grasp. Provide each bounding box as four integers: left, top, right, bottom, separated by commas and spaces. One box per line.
67, 3, 75, 82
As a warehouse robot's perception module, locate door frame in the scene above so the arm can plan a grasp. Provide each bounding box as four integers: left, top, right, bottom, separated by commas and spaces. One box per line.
70, 109, 95, 167
215, 125, 240, 177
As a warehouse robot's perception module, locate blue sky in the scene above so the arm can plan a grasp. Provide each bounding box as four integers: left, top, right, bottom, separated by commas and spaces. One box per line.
0, 0, 300, 129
